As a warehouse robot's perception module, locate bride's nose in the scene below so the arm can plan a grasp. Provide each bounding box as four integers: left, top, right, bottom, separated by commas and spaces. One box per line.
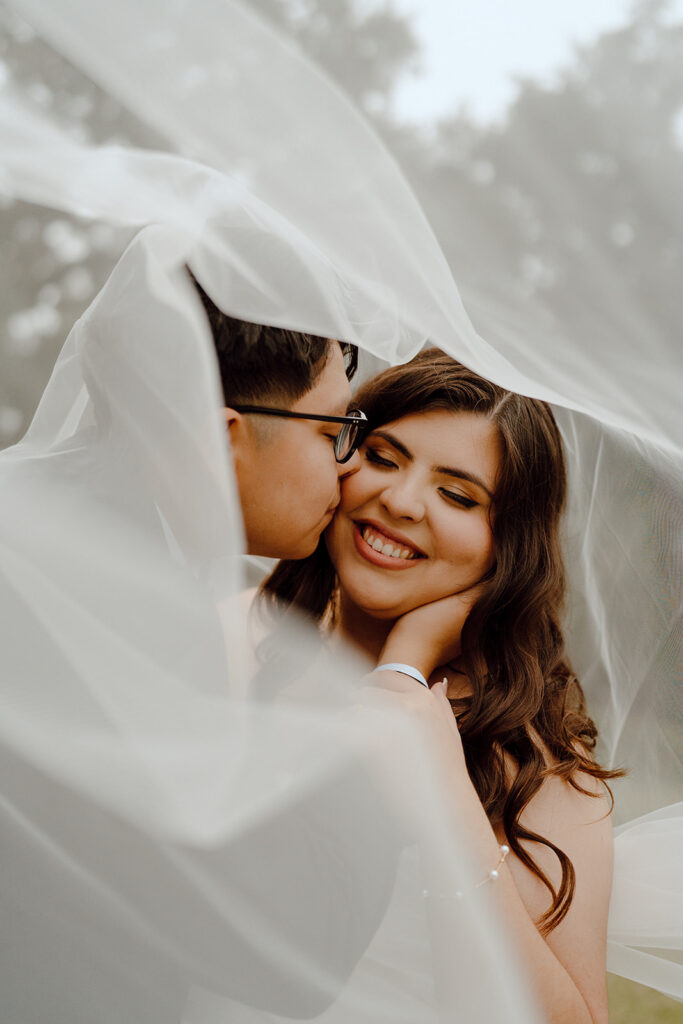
380, 477, 425, 522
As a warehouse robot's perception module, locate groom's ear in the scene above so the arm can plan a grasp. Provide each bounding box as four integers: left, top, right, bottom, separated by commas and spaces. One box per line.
223, 406, 240, 430
222, 406, 247, 463
223, 406, 272, 464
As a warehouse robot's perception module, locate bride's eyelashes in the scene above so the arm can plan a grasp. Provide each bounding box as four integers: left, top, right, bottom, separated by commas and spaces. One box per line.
364, 447, 396, 468
438, 489, 478, 509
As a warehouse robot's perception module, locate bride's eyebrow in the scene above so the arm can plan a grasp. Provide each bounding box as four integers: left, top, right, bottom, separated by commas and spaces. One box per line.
434, 464, 493, 498
370, 430, 411, 458
371, 430, 492, 498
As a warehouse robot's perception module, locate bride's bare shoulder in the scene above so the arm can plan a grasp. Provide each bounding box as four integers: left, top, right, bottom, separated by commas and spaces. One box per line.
500, 733, 613, 844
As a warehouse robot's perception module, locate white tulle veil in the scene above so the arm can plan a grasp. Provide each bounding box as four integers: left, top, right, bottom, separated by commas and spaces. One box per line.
0, 0, 681, 1020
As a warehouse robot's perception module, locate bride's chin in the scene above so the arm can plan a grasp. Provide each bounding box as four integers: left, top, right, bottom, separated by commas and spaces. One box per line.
337, 579, 418, 621
353, 602, 403, 621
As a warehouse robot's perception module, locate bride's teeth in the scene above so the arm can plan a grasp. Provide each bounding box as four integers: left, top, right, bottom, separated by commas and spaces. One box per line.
360, 524, 418, 560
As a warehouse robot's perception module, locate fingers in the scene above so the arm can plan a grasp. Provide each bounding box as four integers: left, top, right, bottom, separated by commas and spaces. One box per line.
428, 677, 464, 740
431, 676, 456, 713
429, 677, 449, 699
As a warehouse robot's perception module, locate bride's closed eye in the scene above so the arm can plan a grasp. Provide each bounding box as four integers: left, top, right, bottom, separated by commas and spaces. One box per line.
364, 447, 396, 468
439, 489, 478, 510
365, 447, 479, 508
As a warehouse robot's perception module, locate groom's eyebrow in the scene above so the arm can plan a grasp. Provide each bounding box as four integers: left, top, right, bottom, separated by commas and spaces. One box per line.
371, 430, 492, 498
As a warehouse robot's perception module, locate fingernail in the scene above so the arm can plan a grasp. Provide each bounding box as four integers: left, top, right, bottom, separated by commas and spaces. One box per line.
442, 677, 448, 695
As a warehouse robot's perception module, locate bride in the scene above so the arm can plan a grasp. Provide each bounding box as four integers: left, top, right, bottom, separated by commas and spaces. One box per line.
261, 348, 620, 1024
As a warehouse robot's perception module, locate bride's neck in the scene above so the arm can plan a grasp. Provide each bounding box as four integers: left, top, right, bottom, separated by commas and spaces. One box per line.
335, 589, 395, 663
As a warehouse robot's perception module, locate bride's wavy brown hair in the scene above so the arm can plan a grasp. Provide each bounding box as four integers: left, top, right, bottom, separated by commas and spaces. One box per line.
262, 348, 622, 934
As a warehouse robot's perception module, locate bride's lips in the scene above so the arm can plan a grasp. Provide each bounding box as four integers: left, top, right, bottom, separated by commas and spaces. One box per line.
351, 520, 426, 570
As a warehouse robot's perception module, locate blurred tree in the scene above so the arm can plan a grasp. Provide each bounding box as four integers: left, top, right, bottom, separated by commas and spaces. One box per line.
388, 0, 683, 394
1, 0, 682, 445
0, 3, 161, 446
248, 0, 419, 112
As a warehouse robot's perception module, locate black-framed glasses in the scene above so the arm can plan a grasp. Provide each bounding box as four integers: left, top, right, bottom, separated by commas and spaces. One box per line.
232, 405, 368, 463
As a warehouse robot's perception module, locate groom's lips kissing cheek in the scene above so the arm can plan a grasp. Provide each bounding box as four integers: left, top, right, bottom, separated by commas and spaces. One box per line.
352, 518, 426, 570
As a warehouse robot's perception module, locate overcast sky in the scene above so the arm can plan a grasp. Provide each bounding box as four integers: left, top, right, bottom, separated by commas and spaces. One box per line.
375, 0, 683, 123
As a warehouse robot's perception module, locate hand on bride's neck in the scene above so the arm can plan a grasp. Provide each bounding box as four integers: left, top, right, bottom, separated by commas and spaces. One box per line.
335, 585, 482, 684
333, 588, 471, 701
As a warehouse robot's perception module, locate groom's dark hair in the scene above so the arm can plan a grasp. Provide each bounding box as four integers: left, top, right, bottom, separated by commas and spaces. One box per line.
188, 272, 358, 406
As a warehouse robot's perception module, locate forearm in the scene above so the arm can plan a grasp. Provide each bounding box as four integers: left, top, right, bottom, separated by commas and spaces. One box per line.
427, 781, 597, 1024
370, 670, 598, 1021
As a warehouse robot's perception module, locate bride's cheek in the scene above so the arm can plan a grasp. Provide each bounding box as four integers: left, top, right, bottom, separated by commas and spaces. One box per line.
339, 474, 369, 510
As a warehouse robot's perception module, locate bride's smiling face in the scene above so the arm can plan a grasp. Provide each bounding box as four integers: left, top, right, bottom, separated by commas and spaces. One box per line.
325, 410, 501, 620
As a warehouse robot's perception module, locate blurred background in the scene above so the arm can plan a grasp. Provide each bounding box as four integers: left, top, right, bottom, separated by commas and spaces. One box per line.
1, 1, 681, 1018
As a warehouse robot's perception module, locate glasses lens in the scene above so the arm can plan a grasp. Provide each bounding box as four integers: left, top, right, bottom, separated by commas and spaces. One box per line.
334, 411, 365, 463
334, 423, 353, 462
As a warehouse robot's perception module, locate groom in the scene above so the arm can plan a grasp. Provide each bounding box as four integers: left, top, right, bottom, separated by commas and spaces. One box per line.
180, 279, 401, 1011
191, 277, 365, 560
